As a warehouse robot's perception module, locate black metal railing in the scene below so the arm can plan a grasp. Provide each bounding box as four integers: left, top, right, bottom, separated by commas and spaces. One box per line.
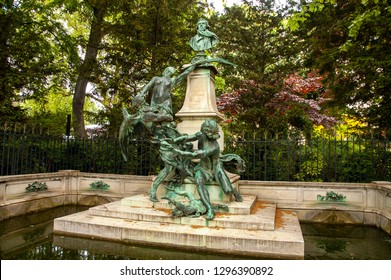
223, 134, 391, 182
1, 130, 390, 182
0, 131, 160, 176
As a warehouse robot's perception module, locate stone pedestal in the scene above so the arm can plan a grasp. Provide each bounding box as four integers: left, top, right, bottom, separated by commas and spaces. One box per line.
54, 193, 305, 259
154, 173, 240, 204
176, 66, 225, 149
52, 173, 304, 259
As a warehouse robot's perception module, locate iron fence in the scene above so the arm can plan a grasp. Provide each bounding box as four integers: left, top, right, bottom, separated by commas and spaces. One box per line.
224, 134, 391, 182
1, 130, 390, 182
0, 131, 160, 176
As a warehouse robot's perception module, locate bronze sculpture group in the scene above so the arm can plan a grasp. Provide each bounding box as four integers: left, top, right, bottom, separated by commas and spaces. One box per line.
120, 18, 244, 220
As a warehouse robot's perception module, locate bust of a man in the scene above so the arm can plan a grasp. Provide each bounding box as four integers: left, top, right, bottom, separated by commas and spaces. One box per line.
189, 18, 219, 52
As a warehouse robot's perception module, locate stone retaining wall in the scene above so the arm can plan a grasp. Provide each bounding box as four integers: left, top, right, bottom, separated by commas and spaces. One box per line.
1, 171, 390, 234
0, 170, 152, 220
240, 180, 391, 234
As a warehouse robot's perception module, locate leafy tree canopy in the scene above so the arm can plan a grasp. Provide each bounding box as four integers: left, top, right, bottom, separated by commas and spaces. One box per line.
1, 0, 389, 139
0, 0, 78, 125
286, 0, 391, 136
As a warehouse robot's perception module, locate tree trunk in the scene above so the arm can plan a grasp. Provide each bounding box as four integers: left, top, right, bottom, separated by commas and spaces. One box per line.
0, 1, 14, 116
72, 6, 106, 139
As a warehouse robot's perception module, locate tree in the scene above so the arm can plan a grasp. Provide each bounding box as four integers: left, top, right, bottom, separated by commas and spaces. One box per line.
70, 0, 111, 138
0, 0, 205, 137
21, 90, 73, 135
217, 72, 336, 137
0, 0, 77, 126
211, 0, 299, 88
288, 0, 391, 136
273, 72, 336, 132
212, 0, 319, 136
69, 0, 204, 138
92, 0, 204, 135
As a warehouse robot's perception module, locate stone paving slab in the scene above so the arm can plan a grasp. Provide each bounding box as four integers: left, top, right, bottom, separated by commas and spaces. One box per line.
89, 198, 275, 230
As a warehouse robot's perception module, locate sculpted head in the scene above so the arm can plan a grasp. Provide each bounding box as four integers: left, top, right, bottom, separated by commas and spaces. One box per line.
201, 119, 220, 140
132, 95, 145, 108
162, 66, 176, 78
196, 18, 209, 31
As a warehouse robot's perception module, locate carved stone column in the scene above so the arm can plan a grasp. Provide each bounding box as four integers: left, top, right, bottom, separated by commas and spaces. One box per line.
175, 66, 225, 149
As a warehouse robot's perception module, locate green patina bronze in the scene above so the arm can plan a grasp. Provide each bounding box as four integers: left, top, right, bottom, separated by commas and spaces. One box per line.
26, 181, 48, 192
317, 191, 346, 202
119, 18, 242, 220
162, 186, 207, 218
189, 18, 219, 52
90, 181, 110, 191
188, 18, 236, 67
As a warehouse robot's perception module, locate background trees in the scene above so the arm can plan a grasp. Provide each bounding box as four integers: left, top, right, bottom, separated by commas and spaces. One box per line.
0, 0, 78, 127
1, 0, 390, 139
288, 0, 391, 137
86, 0, 204, 136
213, 0, 333, 137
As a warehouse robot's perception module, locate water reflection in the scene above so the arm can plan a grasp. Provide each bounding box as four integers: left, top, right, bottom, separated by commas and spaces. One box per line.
1, 206, 391, 260
0, 206, 252, 260
301, 223, 391, 260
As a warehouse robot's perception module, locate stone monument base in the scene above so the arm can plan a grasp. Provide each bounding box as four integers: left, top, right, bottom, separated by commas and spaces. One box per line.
175, 67, 225, 150
53, 185, 304, 259
154, 172, 241, 203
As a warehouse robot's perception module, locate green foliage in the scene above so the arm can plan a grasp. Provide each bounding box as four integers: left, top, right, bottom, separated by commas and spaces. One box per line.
295, 152, 324, 182
212, 0, 299, 87
70, 0, 204, 136
20, 90, 97, 136
0, 0, 78, 125
1, 0, 390, 141
288, 0, 391, 136
0, 0, 204, 137
283, 0, 330, 31
212, 0, 324, 137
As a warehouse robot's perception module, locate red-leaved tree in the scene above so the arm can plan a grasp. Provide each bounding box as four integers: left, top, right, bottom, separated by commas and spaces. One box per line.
217, 72, 336, 137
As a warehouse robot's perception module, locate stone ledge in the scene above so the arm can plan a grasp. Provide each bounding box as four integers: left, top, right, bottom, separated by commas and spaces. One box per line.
121, 193, 256, 215
90, 197, 275, 231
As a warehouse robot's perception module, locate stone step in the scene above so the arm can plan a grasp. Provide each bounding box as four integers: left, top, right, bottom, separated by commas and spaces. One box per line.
89, 198, 276, 231
121, 194, 257, 215
53, 209, 304, 259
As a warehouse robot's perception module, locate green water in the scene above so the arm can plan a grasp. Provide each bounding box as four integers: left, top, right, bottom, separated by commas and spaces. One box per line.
1, 206, 391, 260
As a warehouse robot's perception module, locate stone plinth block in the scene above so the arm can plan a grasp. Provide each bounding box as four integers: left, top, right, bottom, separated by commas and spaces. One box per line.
53, 201, 304, 259
176, 67, 221, 116
91, 197, 274, 230
175, 67, 225, 149
54, 193, 305, 259
154, 173, 240, 203
121, 193, 256, 215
